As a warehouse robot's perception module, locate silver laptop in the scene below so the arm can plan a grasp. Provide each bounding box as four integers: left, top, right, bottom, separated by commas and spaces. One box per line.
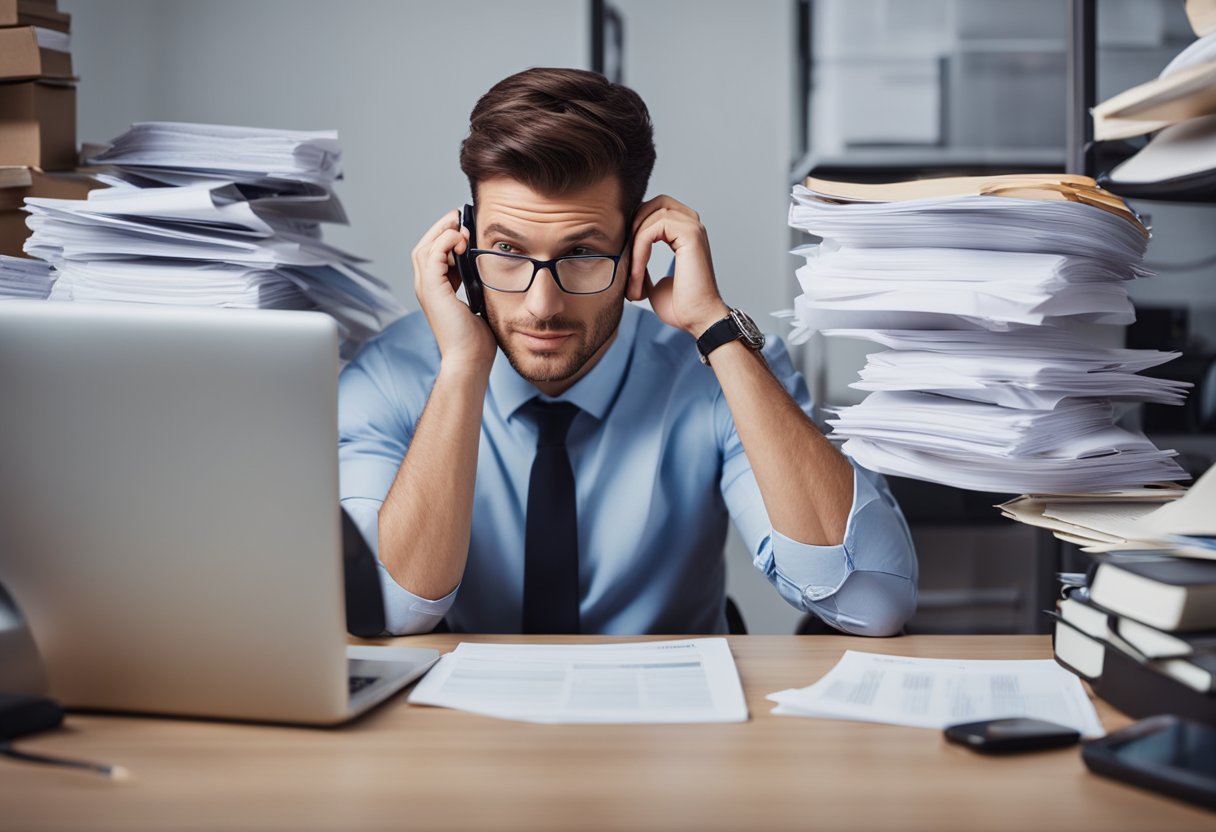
0, 301, 437, 725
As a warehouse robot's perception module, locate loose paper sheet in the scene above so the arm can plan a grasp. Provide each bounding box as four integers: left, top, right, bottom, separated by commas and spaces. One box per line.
768, 650, 1104, 737
408, 638, 748, 724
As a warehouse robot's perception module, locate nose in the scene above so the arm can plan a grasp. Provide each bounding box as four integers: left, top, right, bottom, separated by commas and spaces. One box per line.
522, 265, 567, 321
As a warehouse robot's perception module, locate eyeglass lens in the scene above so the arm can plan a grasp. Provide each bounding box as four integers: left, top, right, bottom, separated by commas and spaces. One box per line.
475, 253, 617, 294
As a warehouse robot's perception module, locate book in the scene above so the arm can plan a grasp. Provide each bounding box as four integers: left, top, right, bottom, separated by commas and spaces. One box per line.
1090, 559, 1216, 632
1053, 616, 1216, 724
1058, 595, 1216, 694
1116, 613, 1216, 661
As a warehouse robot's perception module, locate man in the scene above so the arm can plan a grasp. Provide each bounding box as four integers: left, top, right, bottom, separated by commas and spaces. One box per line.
339, 67, 916, 636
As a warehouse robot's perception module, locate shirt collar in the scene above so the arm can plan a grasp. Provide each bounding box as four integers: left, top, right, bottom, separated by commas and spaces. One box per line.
489, 303, 641, 422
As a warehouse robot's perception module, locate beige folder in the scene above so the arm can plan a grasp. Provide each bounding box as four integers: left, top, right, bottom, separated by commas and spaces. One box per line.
802, 174, 1146, 236
1093, 61, 1216, 141
1188, 0, 1216, 37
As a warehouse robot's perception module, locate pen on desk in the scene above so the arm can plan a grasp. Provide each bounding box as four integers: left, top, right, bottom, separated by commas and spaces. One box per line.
0, 741, 132, 781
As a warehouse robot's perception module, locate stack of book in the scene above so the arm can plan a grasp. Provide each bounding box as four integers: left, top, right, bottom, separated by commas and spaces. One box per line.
1095, 0, 1216, 199
0, 0, 100, 263
22, 121, 405, 359
1052, 554, 1216, 725
785, 174, 1190, 494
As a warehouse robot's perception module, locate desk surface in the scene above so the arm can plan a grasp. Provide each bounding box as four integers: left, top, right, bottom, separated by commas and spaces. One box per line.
2, 635, 1211, 831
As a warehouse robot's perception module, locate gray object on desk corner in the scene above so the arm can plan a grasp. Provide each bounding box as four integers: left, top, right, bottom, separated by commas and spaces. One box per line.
0, 580, 48, 696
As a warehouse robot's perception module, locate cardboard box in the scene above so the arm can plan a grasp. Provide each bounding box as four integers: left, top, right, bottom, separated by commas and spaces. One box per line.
0, 164, 101, 256
0, 0, 70, 32
0, 80, 75, 169
0, 26, 72, 80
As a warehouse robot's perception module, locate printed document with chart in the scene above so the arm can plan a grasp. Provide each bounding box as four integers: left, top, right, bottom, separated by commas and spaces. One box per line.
408, 638, 749, 724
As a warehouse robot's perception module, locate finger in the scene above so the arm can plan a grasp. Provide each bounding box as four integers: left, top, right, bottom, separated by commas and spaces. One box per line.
631, 195, 694, 233
648, 274, 675, 324
631, 195, 663, 236
630, 209, 693, 287
626, 266, 650, 302
424, 229, 465, 283
629, 211, 668, 287
415, 208, 462, 259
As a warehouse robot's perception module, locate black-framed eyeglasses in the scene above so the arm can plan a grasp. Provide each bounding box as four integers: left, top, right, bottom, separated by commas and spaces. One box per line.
469, 240, 629, 296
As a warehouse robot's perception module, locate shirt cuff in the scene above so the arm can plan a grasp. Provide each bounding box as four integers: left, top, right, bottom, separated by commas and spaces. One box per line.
378, 561, 460, 635
761, 462, 884, 604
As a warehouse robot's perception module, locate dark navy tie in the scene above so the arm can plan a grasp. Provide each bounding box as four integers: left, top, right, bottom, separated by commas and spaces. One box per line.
522, 399, 581, 634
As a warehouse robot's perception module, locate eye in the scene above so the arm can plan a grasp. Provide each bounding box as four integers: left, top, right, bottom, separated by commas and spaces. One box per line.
568, 246, 597, 257
493, 242, 516, 253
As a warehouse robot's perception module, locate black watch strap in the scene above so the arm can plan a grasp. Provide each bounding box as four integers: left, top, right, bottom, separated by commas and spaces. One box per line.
696, 308, 765, 365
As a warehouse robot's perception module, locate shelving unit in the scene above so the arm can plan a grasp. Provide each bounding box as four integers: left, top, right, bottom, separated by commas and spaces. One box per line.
788, 0, 1215, 634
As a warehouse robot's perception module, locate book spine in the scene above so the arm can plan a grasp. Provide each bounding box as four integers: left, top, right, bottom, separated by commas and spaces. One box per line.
1093, 643, 1216, 726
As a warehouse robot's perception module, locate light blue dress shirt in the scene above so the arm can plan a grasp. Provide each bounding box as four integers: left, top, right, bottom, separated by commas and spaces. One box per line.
338, 303, 917, 636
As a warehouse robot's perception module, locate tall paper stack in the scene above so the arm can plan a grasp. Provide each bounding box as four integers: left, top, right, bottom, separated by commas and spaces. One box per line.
786, 174, 1190, 494
21, 122, 405, 358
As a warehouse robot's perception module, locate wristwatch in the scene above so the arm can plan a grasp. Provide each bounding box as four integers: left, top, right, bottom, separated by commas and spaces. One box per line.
696, 308, 766, 365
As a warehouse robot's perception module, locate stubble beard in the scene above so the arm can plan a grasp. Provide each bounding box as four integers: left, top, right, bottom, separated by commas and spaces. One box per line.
487, 301, 624, 385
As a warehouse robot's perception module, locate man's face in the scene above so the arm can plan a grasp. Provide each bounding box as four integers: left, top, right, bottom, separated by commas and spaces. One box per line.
476, 175, 629, 396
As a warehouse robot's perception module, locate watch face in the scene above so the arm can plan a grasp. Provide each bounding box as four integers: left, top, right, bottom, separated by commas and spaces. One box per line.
729, 309, 766, 349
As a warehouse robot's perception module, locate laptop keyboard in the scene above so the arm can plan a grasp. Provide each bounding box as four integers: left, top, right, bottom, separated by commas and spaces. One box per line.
349, 675, 379, 695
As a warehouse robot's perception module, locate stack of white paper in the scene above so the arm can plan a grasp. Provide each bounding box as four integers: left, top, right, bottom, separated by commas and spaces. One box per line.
86, 122, 344, 185
0, 255, 54, 300
22, 122, 404, 358
408, 639, 749, 724
788, 180, 1189, 494
767, 650, 1104, 737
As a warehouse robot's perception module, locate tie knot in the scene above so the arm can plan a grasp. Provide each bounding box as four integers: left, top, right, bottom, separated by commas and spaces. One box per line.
528, 400, 580, 447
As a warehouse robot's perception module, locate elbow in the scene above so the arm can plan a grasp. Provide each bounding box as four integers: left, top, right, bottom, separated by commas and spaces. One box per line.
846, 604, 913, 638
383, 615, 445, 637
829, 574, 918, 637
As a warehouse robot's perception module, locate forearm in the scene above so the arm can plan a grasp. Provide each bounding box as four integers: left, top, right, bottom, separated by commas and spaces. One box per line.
378, 363, 487, 599
709, 341, 854, 545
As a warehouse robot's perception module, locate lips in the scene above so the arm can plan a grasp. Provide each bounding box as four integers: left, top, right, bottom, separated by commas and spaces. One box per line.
516, 330, 572, 351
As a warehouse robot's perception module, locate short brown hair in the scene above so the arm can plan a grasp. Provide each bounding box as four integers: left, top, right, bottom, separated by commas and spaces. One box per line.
460, 67, 656, 216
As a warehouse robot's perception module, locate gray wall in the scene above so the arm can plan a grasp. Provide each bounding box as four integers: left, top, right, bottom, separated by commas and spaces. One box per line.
65, 0, 588, 298
63, 0, 806, 633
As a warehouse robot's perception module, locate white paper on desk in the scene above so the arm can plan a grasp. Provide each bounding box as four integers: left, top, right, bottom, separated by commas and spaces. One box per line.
767, 650, 1104, 738
407, 638, 748, 724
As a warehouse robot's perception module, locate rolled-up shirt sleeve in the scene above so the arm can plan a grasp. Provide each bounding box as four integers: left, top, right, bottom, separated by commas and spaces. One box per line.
718, 337, 918, 637
338, 336, 458, 635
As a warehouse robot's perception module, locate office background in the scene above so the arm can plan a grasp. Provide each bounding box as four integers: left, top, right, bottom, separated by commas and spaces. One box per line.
60, 0, 1216, 633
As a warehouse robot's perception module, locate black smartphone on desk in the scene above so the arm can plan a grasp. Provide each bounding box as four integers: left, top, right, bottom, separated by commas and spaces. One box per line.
945, 717, 1081, 754
1082, 714, 1216, 811
454, 204, 485, 317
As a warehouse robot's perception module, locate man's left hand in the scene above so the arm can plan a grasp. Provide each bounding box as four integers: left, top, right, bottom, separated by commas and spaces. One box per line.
627, 195, 730, 337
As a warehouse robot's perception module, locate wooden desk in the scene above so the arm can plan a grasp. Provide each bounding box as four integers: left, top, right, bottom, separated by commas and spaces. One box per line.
1, 635, 1211, 831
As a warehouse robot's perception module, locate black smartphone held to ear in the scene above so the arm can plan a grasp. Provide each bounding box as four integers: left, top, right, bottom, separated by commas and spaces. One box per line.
944, 717, 1082, 754
454, 204, 485, 318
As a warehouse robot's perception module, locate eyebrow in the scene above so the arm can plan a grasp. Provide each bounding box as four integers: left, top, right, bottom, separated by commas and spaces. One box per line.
481, 223, 614, 247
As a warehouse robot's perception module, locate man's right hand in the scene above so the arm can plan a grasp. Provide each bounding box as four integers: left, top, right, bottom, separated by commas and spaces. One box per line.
411, 209, 497, 375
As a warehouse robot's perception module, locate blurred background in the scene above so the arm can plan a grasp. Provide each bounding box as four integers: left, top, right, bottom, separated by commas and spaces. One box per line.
58, 0, 1216, 633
